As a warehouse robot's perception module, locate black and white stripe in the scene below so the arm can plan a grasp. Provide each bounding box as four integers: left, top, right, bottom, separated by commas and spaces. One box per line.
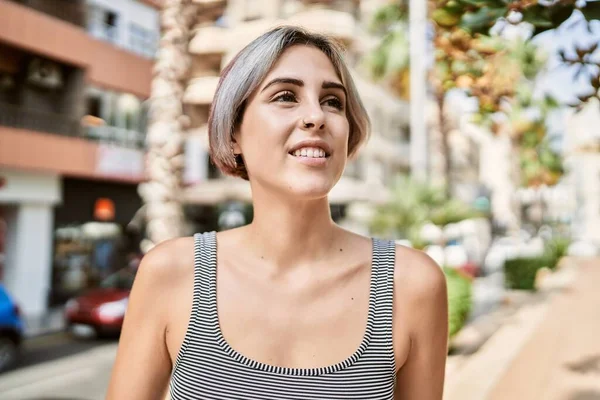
170, 231, 396, 399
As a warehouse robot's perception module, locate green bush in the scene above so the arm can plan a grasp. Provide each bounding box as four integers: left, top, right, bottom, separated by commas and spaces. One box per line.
445, 268, 473, 338
543, 237, 571, 270
504, 256, 551, 290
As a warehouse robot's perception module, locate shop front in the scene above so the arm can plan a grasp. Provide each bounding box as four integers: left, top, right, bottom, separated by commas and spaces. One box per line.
51, 178, 143, 305
0, 168, 61, 320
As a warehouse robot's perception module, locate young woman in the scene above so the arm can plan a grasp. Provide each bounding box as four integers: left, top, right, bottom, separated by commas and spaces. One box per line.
106, 26, 448, 400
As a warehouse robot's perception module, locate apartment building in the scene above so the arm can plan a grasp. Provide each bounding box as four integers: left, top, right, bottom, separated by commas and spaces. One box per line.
0, 0, 160, 324
179, 0, 410, 233
562, 100, 600, 246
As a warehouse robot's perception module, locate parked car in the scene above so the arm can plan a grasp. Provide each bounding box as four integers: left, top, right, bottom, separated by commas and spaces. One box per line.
65, 267, 136, 338
0, 284, 24, 372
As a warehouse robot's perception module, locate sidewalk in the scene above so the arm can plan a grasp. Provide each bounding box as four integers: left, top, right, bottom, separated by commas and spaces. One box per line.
489, 257, 600, 400
445, 257, 600, 400
23, 306, 66, 337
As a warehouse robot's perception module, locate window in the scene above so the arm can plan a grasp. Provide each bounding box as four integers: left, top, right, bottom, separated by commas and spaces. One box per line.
105, 11, 118, 28
83, 87, 147, 149
128, 23, 157, 59
88, 6, 119, 43
86, 95, 102, 119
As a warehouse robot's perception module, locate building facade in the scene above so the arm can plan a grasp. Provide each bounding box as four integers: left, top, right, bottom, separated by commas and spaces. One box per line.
179, 0, 410, 233
563, 100, 600, 246
0, 0, 160, 325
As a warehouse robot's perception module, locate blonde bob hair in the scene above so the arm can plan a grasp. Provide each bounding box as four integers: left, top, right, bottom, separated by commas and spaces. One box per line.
208, 25, 370, 180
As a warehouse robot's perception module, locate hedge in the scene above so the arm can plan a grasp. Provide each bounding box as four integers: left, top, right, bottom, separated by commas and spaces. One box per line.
445, 267, 473, 338
503, 256, 550, 290
544, 237, 571, 270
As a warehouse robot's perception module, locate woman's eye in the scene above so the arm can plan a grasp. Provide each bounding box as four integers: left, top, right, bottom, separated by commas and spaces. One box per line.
273, 92, 297, 103
323, 97, 344, 111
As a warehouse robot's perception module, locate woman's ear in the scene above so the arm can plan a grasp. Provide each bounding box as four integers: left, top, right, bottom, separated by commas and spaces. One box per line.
232, 129, 242, 155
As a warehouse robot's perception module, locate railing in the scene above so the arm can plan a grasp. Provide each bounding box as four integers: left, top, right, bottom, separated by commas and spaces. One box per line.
0, 102, 81, 137
0, 103, 147, 149
84, 125, 146, 150
8, 0, 87, 27
88, 22, 119, 45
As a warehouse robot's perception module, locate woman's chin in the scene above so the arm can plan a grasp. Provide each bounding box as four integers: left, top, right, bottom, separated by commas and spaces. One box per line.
284, 177, 337, 200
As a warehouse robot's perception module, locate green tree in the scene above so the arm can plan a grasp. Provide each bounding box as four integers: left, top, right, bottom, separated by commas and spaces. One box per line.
437, 0, 600, 108
364, 2, 544, 194
471, 38, 564, 188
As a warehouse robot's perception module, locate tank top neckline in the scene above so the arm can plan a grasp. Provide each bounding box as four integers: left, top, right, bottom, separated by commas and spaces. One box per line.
203, 230, 381, 376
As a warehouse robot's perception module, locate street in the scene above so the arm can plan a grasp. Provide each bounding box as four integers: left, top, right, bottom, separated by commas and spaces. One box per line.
0, 333, 117, 400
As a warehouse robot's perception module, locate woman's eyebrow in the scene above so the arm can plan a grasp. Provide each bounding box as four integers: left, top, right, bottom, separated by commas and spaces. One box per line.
261, 77, 303, 93
260, 77, 347, 96
322, 81, 347, 96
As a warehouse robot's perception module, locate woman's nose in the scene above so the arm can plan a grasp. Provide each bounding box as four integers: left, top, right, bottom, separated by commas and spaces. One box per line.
299, 105, 326, 130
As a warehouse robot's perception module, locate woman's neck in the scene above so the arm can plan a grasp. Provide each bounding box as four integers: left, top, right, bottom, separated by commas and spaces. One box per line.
240, 191, 343, 269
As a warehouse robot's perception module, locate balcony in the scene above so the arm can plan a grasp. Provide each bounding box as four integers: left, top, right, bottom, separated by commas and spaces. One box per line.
0, 102, 81, 137
88, 21, 119, 45
84, 125, 146, 150
0, 103, 146, 150
7, 0, 86, 27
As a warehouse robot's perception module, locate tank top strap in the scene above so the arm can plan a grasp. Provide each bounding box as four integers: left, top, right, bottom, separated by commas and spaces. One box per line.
194, 231, 218, 319
172, 231, 217, 372
370, 238, 396, 367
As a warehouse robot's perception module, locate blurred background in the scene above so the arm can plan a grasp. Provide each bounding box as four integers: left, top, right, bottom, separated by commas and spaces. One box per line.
0, 0, 599, 399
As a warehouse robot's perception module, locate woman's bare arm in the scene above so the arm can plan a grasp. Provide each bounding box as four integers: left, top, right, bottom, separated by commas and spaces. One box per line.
394, 248, 449, 400
106, 238, 190, 400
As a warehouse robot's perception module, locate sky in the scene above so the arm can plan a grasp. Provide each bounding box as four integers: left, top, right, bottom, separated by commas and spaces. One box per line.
532, 11, 600, 105
532, 12, 600, 149
469, 11, 600, 150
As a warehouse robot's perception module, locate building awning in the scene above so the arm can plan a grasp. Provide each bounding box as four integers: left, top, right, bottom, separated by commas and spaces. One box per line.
183, 76, 220, 104
286, 8, 356, 44
189, 25, 229, 55
191, 0, 227, 6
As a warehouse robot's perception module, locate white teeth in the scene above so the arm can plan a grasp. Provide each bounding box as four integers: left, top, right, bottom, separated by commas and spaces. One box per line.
291, 147, 328, 158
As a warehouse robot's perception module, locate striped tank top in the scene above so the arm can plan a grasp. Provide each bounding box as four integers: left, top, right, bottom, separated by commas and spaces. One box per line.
170, 231, 397, 399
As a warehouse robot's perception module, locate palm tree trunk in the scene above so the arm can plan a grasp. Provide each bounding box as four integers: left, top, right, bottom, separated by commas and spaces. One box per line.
139, 0, 198, 246
509, 136, 522, 233
436, 91, 452, 198
482, 125, 521, 236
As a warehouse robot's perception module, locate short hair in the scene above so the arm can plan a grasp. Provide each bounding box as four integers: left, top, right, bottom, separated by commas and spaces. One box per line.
208, 25, 371, 180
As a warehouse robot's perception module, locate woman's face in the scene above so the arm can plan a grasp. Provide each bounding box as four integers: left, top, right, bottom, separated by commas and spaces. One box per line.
234, 44, 350, 200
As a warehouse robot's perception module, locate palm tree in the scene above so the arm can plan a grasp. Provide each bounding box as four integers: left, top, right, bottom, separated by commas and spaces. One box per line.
139, 0, 199, 247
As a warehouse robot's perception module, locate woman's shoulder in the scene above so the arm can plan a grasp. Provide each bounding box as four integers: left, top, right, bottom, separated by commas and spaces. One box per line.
393, 244, 447, 307
134, 236, 196, 291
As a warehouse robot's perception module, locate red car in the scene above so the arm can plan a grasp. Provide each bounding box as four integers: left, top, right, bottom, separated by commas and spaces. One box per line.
65, 267, 135, 338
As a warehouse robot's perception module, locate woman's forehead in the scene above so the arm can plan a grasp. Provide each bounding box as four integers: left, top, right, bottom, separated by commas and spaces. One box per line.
261, 45, 342, 86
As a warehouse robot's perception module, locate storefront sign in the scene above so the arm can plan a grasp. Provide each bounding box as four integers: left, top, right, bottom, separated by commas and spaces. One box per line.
0, 168, 61, 205
95, 145, 144, 180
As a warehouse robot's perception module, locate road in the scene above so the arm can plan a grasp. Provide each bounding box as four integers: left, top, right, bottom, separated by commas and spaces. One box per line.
0, 333, 117, 400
